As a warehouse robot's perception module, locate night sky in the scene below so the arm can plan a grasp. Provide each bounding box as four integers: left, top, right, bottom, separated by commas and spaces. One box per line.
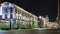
1, 0, 58, 22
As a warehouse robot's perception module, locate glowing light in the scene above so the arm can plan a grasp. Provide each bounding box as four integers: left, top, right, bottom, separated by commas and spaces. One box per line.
39, 16, 42, 19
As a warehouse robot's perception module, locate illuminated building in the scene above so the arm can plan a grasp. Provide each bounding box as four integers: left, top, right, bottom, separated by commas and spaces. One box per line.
38, 16, 46, 28
45, 15, 49, 22
0, 2, 38, 29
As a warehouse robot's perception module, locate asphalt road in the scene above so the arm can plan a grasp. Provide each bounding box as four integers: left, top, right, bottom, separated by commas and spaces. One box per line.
0, 29, 60, 34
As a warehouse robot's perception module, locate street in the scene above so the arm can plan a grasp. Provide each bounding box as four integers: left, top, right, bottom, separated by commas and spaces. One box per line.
0, 29, 60, 34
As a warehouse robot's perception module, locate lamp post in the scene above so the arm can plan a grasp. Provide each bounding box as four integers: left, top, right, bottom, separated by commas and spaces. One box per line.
38, 16, 43, 28
10, 20, 11, 30
58, 0, 60, 28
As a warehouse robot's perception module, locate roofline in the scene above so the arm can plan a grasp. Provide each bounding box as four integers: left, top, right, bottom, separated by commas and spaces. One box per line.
1, 2, 38, 18
15, 5, 38, 18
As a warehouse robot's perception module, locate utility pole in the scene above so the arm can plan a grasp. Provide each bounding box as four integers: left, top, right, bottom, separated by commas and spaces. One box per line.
0, 0, 1, 4
58, 0, 60, 28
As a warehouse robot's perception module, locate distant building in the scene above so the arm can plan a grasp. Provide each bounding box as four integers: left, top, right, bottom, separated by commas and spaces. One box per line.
45, 15, 49, 22
45, 22, 58, 28
38, 16, 46, 28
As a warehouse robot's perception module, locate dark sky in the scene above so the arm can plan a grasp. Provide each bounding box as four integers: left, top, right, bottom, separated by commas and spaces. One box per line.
1, 0, 58, 22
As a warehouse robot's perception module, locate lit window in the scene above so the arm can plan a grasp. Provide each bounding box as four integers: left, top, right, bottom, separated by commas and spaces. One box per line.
16, 14, 18, 16
19, 14, 22, 16
16, 17, 18, 19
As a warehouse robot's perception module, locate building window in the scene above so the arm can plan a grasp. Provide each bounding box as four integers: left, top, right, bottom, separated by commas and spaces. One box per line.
10, 7, 13, 13
5, 14, 7, 19
5, 8, 8, 13
10, 14, 13, 19
2, 7, 8, 13
16, 16, 18, 19
15, 9, 17, 13
2, 14, 5, 19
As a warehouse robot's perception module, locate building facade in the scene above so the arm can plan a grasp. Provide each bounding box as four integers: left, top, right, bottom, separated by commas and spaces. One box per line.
0, 2, 38, 29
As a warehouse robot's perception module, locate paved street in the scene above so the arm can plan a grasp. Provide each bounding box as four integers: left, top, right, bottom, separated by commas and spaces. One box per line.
0, 29, 60, 34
